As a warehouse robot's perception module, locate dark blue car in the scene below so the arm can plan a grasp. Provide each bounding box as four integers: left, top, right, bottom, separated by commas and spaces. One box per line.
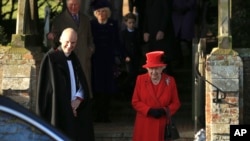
0, 96, 71, 141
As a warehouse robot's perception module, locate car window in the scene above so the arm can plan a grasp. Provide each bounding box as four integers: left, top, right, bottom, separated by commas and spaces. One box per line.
0, 111, 53, 141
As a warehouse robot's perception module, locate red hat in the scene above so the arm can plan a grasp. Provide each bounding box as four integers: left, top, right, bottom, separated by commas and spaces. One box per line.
142, 51, 167, 68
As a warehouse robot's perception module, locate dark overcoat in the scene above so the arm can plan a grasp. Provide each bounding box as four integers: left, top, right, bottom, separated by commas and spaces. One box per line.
132, 73, 181, 141
90, 18, 121, 94
143, 0, 175, 61
51, 9, 95, 98
143, 0, 170, 38
120, 28, 141, 74
172, 0, 196, 41
36, 47, 95, 141
121, 28, 141, 58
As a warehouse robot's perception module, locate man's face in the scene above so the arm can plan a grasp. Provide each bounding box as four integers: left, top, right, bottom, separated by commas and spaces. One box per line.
60, 31, 77, 56
67, 0, 80, 15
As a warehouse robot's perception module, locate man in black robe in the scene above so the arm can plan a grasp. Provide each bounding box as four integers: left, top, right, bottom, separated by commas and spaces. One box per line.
36, 28, 95, 141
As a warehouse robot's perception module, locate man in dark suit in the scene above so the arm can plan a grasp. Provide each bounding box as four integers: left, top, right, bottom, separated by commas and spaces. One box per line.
143, 0, 176, 74
172, 0, 197, 66
37, 28, 95, 141
47, 0, 95, 99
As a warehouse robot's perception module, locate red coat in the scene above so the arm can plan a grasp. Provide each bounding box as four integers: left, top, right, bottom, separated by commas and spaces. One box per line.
132, 73, 181, 141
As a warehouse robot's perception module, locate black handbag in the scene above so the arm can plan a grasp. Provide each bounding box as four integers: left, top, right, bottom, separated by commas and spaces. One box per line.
164, 117, 180, 140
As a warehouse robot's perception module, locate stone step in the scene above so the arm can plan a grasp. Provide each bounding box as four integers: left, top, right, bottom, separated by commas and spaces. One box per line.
94, 101, 194, 141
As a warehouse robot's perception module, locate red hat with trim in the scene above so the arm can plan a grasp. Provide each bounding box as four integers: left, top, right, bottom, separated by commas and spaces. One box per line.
142, 51, 167, 68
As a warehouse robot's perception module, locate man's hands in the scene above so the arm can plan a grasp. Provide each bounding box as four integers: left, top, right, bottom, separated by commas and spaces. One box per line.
47, 32, 55, 40
71, 98, 82, 117
143, 33, 150, 42
156, 31, 164, 40
143, 30, 165, 43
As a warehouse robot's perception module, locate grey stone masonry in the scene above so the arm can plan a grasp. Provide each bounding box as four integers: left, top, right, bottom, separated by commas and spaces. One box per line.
205, 54, 242, 141
204, 1, 242, 140
0, 46, 43, 110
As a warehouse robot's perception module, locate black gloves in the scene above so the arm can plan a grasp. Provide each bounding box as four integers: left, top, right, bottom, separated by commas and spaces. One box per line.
148, 108, 166, 118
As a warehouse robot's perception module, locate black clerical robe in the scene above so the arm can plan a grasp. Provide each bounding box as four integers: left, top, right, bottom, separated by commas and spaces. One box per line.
36, 47, 95, 141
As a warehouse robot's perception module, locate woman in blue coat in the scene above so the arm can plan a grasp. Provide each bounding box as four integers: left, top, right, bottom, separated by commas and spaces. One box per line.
90, 0, 122, 122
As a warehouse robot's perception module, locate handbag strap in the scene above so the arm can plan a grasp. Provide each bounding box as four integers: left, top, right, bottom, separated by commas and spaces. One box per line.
166, 107, 173, 125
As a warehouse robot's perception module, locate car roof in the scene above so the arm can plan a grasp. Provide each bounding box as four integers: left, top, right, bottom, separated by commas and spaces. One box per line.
0, 95, 71, 141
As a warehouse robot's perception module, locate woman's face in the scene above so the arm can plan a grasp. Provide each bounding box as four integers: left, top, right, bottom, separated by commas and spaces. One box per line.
147, 66, 165, 80
95, 8, 109, 21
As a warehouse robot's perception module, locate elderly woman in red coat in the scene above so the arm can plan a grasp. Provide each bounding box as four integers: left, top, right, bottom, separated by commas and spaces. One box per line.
132, 51, 181, 141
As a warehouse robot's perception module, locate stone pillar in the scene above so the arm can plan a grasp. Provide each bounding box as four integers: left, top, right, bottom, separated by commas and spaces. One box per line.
16, 0, 25, 34
210, 0, 236, 55
205, 0, 243, 140
0, 46, 43, 110
11, 0, 40, 47
205, 55, 242, 141
1, 1, 42, 112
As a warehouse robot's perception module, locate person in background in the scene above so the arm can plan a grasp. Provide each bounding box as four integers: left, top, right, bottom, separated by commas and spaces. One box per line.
128, 0, 145, 40
143, 0, 176, 75
80, 0, 93, 18
90, 0, 123, 123
37, 28, 95, 141
47, 0, 95, 99
172, 0, 197, 67
108, 0, 124, 29
120, 12, 142, 99
131, 51, 181, 141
